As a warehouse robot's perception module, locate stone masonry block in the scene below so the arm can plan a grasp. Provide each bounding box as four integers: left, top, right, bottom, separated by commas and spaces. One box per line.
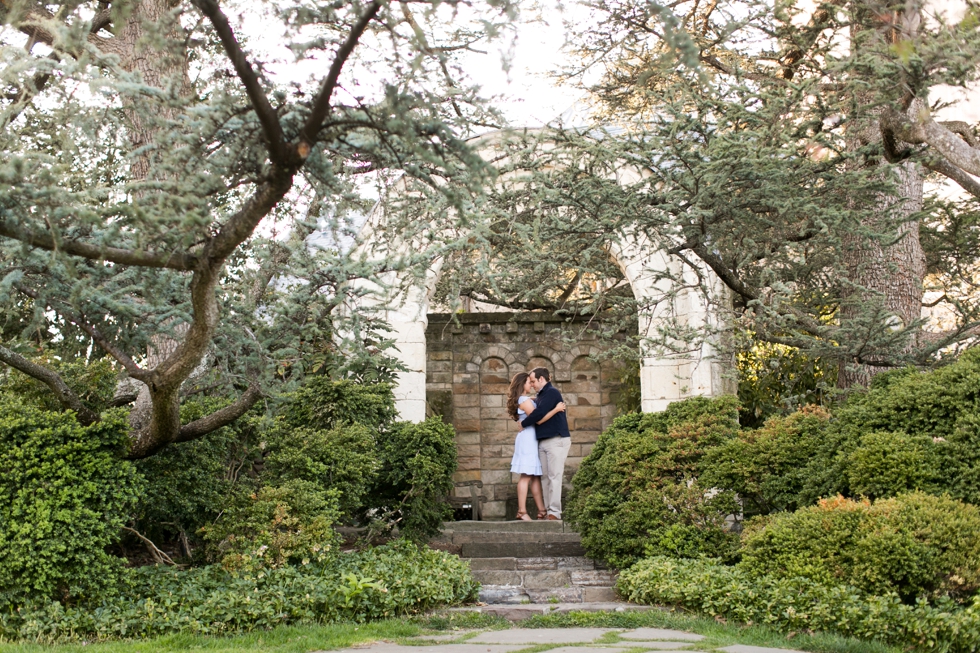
457, 457, 480, 471
455, 420, 480, 432
454, 394, 480, 407
481, 394, 503, 407
429, 350, 452, 361
455, 431, 480, 446
482, 500, 507, 519
455, 407, 481, 420
453, 383, 479, 394
482, 469, 513, 485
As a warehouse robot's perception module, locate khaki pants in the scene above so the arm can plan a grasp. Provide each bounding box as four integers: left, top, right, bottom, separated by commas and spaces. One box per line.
538, 436, 571, 518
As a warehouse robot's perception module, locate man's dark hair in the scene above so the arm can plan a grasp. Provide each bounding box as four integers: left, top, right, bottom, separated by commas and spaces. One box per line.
531, 367, 551, 383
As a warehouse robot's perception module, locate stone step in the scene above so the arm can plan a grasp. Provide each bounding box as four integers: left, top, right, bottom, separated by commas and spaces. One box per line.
467, 556, 602, 571
441, 602, 656, 621
478, 584, 620, 604
444, 520, 571, 533
473, 569, 618, 588
461, 541, 586, 558
451, 531, 582, 545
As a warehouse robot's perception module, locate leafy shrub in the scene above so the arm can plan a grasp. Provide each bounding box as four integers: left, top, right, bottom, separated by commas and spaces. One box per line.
0, 401, 143, 603
566, 396, 742, 568
700, 406, 829, 515
619, 555, 980, 653
739, 493, 980, 602
801, 351, 980, 504
279, 378, 397, 432
0, 540, 477, 641
201, 479, 341, 571
367, 417, 458, 540
133, 400, 261, 550
265, 423, 379, 516
0, 355, 118, 413
736, 342, 836, 429
846, 432, 940, 499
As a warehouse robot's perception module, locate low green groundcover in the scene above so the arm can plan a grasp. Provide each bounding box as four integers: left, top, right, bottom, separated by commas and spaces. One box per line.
0, 540, 478, 642
619, 556, 980, 653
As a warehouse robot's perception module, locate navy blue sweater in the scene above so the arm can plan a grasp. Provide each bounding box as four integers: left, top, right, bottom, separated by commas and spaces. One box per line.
520, 382, 571, 440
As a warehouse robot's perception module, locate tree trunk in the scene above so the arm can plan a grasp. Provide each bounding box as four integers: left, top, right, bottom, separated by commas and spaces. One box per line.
99, 0, 196, 438
837, 0, 927, 388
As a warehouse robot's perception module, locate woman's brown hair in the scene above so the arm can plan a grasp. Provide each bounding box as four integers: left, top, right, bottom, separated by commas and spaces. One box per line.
507, 372, 529, 421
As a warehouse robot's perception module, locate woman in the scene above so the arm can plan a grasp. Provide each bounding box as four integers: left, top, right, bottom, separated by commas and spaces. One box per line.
507, 372, 566, 521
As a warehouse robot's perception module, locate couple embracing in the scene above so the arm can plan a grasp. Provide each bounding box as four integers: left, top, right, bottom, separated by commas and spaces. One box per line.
506, 367, 571, 521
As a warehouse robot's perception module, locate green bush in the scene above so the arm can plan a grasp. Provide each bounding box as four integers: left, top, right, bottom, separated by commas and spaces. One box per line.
200, 479, 341, 571
801, 351, 980, 505
739, 493, 980, 602
700, 406, 829, 515
619, 555, 980, 653
367, 417, 458, 540
265, 423, 379, 516
0, 400, 143, 603
279, 378, 397, 432
0, 540, 477, 642
133, 400, 262, 551
0, 355, 118, 413
566, 396, 742, 568
846, 432, 941, 499
736, 342, 836, 429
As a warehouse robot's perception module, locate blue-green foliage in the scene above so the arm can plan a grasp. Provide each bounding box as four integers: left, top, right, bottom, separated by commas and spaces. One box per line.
0, 540, 478, 642
619, 556, 980, 653
0, 400, 143, 603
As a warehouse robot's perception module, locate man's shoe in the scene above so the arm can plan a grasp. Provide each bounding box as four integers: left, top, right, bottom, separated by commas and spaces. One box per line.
546, 514, 560, 521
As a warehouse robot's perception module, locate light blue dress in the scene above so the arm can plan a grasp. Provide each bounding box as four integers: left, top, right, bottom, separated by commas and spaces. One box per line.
511, 395, 543, 476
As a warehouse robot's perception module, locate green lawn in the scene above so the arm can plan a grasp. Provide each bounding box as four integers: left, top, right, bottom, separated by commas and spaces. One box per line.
0, 609, 905, 653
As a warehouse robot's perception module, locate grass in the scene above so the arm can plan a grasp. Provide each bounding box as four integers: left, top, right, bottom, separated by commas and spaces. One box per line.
0, 608, 906, 653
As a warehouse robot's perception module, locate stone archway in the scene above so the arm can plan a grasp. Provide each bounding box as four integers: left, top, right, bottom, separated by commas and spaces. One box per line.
347, 130, 734, 518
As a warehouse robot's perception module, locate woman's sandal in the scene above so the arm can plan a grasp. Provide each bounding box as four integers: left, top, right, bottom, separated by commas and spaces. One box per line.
536, 510, 547, 520
516, 509, 532, 522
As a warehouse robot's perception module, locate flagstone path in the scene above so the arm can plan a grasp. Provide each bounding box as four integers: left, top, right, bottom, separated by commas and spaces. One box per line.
322, 626, 809, 653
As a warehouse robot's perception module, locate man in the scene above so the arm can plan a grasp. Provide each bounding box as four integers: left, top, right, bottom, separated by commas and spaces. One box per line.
519, 367, 571, 520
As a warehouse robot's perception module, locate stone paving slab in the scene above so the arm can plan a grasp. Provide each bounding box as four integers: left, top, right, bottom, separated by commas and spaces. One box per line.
620, 628, 705, 642
468, 628, 613, 644
614, 642, 695, 650
338, 646, 524, 653
718, 646, 805, 653
407, 632, 478, 642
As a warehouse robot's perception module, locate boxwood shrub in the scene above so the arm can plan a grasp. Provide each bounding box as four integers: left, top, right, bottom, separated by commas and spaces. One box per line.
565, 396, 742, 568
738, 492, 980, 602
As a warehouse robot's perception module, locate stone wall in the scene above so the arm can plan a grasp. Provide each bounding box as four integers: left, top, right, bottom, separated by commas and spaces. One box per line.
425, 312, 631, 520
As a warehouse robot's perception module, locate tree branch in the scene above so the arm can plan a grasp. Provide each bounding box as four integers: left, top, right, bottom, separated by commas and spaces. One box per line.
14, 284, 148, 380
924, 156, 980, 199
191, 0, 288, 164
0, 343, 99, 424
175, 383, 262, 443
299, 0, 382, 146
0, 219, 198, 270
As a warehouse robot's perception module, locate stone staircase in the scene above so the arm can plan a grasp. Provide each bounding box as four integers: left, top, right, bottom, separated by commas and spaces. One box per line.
434, 520, 620, 604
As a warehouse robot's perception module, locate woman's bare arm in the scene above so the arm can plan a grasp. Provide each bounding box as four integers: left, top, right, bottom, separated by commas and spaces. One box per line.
536, 402, 566, 425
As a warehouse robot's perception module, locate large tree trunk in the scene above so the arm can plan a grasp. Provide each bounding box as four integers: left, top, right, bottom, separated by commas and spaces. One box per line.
838, 1, 927, 388
838, 158, 925, 388
100, 0, 196, 438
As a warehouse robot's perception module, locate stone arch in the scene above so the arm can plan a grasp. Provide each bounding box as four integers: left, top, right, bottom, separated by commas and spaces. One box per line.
350, 131, 732, 423
480, 357, 509, 385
